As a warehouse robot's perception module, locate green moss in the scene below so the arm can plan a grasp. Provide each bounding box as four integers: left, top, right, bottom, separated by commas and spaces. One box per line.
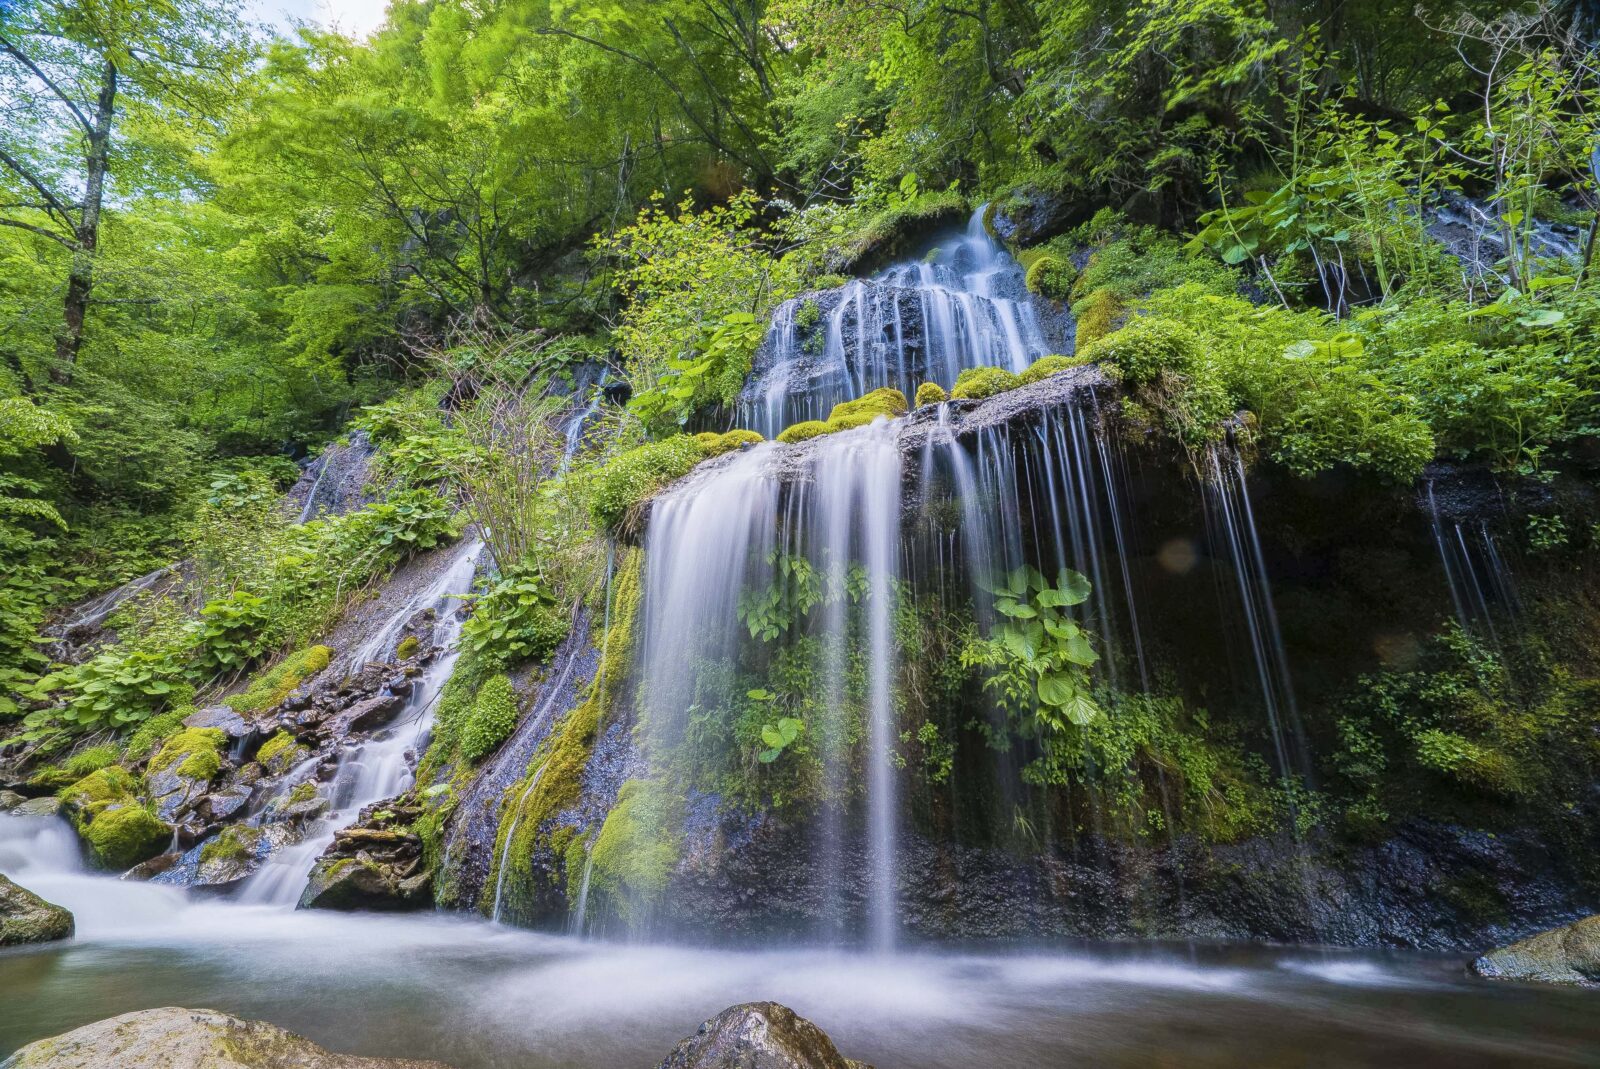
227, 645, 333, 714
286, 780, 319, 805
1078, 316, 1199, 385
1024, 253, 1077, 300
484, 550, 643, 919
62, 745, 121, 778
200, 823, 261, 865
825, 387, 907, 423
950, 367, 1022, 400
59, 766, 138, 816
81, 803, 169, 870
914, 382, 947, 407
693, 429, 765, 457
590, 437, 709, 529
255, 730, 306, 776
1073, 288, 1123, 346
776, 420, 829, 444
1019, 354, 1092, 385
397, 635, 420, 660
124, 709, 189, 762
460, 673, 520, 763
148, 728, 226, 778
25, 766, 79, 791
588, 778, 684, 921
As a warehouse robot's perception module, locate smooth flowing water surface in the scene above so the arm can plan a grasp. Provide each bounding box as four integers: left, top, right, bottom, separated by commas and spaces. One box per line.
1, 838, 1595, 1068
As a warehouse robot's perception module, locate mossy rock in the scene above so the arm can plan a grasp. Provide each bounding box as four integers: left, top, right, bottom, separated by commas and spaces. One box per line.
0, 874, 73, 947
1024, 253, 1078, 301
227, 645, 333, 714
825, 387, 907, 423
460, 673, 519, 763
694, 429, 765, 457
146, 728, 226, 821
1019, 354, 1091, 385
914, 382, 947, 407
776, 420, 829, 444
256, 729, 307, 777
81, 803, 170, 870
1073, 287, 1124, 347
950, 367, 1022, 400
589, 778, 684, 923
396, 635, 420, 660
58, 766, 139, 819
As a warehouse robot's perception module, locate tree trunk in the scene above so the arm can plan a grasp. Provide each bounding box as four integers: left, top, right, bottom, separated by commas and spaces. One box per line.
51, 59, 116, 385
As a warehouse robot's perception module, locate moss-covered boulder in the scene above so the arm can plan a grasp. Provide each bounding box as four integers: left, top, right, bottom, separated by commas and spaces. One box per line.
776, 420, 830, 444
913, 382, 947, 407
2, 1007, 456, 1068
1019, 354, 1090, 385
226, 645, 333, 715
145, 728, 227, 821
1473, 915, 1600, 986
826, 387, 907, 424
59, 766, 172, 871
657, 1002, 870, 1069
1078, 315, 1199, 385
0, 874, 73, 947
193, 825, 266, 887
255, 729, 308, 777
694, 429, 766, 457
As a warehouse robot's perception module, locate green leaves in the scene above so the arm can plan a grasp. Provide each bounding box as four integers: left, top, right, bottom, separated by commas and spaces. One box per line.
757, 716, 804, 764
461, 564, 569, 667
966, 566, 1104, 736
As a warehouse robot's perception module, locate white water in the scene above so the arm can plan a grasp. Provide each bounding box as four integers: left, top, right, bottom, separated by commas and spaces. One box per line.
238, 536, 484, 907
742, 205, 1052, 435
559, 370, 610, 472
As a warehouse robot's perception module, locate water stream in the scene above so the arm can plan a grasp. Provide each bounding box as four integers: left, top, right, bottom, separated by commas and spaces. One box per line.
238, 536, 484, 907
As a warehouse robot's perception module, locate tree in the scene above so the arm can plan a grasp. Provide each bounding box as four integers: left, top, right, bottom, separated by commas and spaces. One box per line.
0, 0, 248, 386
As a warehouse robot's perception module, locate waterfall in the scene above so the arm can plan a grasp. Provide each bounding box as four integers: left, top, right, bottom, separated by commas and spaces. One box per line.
1425, 480, 1518, 650
237, 536, 484, 907
740, 205, 1056, 436
1203, 447, 1307, 785
560, 370, 611, 473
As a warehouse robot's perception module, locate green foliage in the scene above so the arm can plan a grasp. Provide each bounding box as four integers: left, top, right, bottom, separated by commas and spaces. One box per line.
1023, 252, 1078, 301
1080, 316, 1200, 385
459, 673, 520, 763
62, 746, 121, 778
962, 566, 1102, 737
914, 382, 947, 407
950, 367, 1022, 400
589, 437, 709, 530
461, 566, 568, 668
43, 647, 190, 734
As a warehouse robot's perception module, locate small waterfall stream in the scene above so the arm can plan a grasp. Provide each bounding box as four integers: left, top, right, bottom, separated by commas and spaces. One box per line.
740, 206, 1055, 436
239, 536, 484, 907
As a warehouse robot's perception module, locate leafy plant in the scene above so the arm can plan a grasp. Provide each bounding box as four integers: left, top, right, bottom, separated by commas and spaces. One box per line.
461, 565, 568, 667
963, 566, 1102, 733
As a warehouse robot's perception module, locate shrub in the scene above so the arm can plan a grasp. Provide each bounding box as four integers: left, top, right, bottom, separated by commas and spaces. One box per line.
1079, 317, 1199, 385
589, 437, 709, 529
460, 673, 520, 762
189, 590, 275, 677
461, 565, 569, 667
914, 382, 947, 407
950, 367, 1022, 400
1019, 354, 1090, 385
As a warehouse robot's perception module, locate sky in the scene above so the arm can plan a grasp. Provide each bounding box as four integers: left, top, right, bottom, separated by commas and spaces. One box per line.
244, 0, 392, 40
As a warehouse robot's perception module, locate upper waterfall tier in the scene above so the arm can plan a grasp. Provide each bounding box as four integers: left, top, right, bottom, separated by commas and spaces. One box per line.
738, 206, 1067, 436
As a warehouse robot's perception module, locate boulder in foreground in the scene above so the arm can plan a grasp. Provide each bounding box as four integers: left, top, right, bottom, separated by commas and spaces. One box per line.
657, 1002, 871, 1069
0, 874, 72, 947
1472, 914, 1600, 986
0, 1007, 454, 1069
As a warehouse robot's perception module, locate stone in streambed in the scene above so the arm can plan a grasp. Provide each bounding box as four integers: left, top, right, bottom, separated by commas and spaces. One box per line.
298, 852, 431, 911
1472, 914, 1600, 986
0, 1006, 454, 1068
0, 873, 73, 947
657, 1002, 871, 1069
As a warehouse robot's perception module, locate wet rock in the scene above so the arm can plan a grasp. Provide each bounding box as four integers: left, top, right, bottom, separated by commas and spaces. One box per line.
183, 705, 254, 740
299, 796, 431, 912
145, 729, 227, 823
1473, 915, 1600, 986
124, 852, 181, 881
657, 1002, 870, 1069
0, 873, 73, 947
1, 1006, 454, 1068
192, 825, 267, 887
328, 693, 405, 737
0, 789, 26, 812
197, 784, 253, 823
12, 796, 62, 817
989, 183, 1093, 247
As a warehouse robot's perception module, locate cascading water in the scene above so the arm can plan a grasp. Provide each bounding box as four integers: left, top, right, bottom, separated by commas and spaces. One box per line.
740, 206, 1057, 436
560, 370, 611, 472
238, 536, 484, 906
1425, 480, 1519, 650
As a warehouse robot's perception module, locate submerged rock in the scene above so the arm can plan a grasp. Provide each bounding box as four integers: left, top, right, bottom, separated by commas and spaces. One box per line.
657, 1002, 870, 1069
0, 1006, 453, 1068
1473, 914, 1600, 986
0, 874, 73, 947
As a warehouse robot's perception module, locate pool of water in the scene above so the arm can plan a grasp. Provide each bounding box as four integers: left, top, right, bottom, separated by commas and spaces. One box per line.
4, 857, 1598, 1068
